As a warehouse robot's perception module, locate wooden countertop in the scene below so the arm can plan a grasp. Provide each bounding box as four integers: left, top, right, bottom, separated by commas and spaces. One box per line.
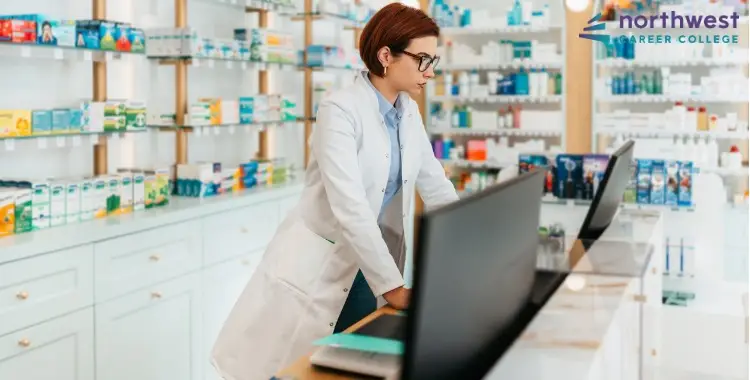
277, 306, 399, 379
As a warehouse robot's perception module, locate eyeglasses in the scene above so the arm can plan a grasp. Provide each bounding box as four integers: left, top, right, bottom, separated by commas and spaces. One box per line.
401, 50, 440, 72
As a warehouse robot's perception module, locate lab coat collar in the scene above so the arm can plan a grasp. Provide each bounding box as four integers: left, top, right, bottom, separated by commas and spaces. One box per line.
361, 71, 406, 121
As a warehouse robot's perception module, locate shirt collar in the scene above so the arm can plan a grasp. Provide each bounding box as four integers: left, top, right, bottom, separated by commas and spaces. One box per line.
362, 71, 405, 120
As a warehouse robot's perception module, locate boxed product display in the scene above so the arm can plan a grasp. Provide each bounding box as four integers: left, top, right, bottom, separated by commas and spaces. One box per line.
0, 15, 77, 46
0, 189, 15, 237
582, 155, 609, 200
555, 154, 583, 200
0, 110, 32, 137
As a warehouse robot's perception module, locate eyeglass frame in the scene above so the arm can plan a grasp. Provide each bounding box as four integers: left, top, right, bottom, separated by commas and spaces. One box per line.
398, 50, 441, 72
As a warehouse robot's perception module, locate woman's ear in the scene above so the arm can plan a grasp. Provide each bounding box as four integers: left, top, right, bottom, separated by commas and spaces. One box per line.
377, 46, 392, 69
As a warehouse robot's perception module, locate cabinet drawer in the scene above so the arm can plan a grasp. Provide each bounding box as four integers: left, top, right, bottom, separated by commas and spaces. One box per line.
0, 307, 94, 380
0, 246, 94, 336
202, 202, 279, 265
94, 221, 202, 302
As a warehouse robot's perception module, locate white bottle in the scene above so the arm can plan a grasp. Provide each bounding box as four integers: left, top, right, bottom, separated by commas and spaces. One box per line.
673, 102, 686, 130
497, 111, 506, 129
707, 138, 719, 168
529, 69, 538, 97
458, 71, 470, 96
539, 69, 548, 95
469, 70, 480, 96
522, 0, 533, 25
444, 72, 453, 96
487, 72, 498, 95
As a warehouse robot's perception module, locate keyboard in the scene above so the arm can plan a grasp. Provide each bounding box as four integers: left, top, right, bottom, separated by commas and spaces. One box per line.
310, 345, 401, 378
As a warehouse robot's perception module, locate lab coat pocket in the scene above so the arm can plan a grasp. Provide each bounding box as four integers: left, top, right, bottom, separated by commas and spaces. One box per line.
271, 220, 335, 296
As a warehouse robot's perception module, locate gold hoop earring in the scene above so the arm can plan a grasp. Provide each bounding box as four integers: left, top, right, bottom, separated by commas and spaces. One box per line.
383, 66, 387, 76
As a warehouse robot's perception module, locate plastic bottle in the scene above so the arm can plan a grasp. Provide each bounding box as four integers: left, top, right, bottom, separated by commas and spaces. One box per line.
497, 108, 506, 129
487, 72, 498, 95
539, 68, 548, 95
451, 105, 459, 127
469, 70, 480, 96
554, 73, 562, 95
513, 0, 523, 27
522, 0, 533, 25
505, 105, 514, 127
625, 71, 635, 95
513, 105, 522, 129
686, 106, 697, 131
673, 102, 686, 130
518, 68, 529, 95
528, 68, 538, 96
458, 71, 470, 96
652, 69, 662, 94
697, 106, 708, 131
507, 7, 515, 26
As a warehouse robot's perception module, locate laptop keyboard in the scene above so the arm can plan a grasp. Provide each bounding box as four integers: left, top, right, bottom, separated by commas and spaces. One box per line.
355, 314, 406, 341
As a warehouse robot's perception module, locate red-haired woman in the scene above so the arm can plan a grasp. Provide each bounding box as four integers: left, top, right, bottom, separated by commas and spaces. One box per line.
211, 3, 458, 379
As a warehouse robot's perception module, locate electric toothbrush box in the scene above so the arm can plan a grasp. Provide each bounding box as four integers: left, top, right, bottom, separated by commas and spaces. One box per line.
555, 154, 583, 200
582, 154, 609, 200
649, 160, 666, 205
678, 161, 693, 207
636, 159, 652, 204
665, 160, 680, 206
622, 160, 637, 203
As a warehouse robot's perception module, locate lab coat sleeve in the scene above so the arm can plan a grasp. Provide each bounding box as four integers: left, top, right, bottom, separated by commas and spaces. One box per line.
312, 100, 405, 298
415, 119, 460, 211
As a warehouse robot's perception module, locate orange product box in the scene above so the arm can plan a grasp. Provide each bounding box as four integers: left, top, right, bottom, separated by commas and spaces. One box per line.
466, 140, 487, 161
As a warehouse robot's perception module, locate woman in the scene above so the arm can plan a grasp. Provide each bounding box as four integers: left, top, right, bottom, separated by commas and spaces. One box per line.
211, 4, 458, 380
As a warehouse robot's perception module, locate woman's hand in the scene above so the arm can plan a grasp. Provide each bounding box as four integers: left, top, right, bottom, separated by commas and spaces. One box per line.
383, 286, 411, 310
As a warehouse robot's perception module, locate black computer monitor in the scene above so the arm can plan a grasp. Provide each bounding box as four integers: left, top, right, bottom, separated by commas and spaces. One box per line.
402, 170, 545, 380
576, 140, 635, 249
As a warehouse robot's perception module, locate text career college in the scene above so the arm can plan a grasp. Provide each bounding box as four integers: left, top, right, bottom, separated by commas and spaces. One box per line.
612, 34, 740, 44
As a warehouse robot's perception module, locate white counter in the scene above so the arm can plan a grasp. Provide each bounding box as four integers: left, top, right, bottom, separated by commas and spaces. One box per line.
0, 180, 305, 265
484, 210, 664, 380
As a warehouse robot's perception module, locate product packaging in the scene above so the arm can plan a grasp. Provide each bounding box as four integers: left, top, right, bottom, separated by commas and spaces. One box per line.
65, 181, 81, 224
650, 160, 666, 205
555, 154, 584, 199
0, 189, 16, 237
582, 154, 609, 200
125, 101, 147, 130
32, 110, 52, 135
0, 110, 32, 137
79, 179, 95, 221
636, 159, 652, 204
30, 180, 51, 230
91, 177, 108, 219
665, 160, 680, 206
49, 181, 66, 227
678, 161, 693, 207
622, 160, 637, 203
118, 172, 134, 214
52, 109, 70, 134
13, 189, 32, 234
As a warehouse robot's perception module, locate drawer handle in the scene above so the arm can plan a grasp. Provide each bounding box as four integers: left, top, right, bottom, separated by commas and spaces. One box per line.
151, 292, 162, 299
17, 339, 31, 348
240, 227, 249, 234
149, 254, 161, 262
16, 291, 29, 300
633, 294, 647, 303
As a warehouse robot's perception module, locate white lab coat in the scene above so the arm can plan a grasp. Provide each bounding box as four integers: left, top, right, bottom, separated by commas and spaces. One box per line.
211, 72, 459, 380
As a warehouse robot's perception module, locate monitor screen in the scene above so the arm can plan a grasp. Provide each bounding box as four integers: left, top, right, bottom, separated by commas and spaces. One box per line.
402, 170, 545, 380
577, 140, 635, 248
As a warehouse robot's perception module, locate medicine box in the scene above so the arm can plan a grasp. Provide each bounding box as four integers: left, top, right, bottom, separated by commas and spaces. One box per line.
0, 189, 15, 237
636, 159, 652, 204
91, 177, 108, 219
52, 109, 70, 134
0, 19, 36, 43
118, 173, 134, 214
65, 181, 81, 224
79, 179, 94, 221
144, 171, 157, 209
128, 28, 146, 54
106, 176, 121, 215
69, 109, 83, 132
665, 161, 680, 207
13, 189, 32, 234
30, 181, 50, 230
114, 22, 131, 52
678, 161, 692, 207
75, 20, 100, 49
104, 100, 126, 131
0, 110, 32, 137
98, 20, 117, 51
81, 101, 105, 132
132, 172, 146, 211
32, 110, 52, 135
49, 181, 66, 227
125, 101, 147, 130
622, 161, 637, 203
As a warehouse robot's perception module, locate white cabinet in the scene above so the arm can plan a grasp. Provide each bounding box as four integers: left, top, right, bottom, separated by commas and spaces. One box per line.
0, 308, 94, 380
95, 273, 202, 380
202, 202, 279, 265
201, 250, 264, 380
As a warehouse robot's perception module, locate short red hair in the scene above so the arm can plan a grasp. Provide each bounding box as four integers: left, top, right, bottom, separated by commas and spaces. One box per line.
359, 3, 440, 77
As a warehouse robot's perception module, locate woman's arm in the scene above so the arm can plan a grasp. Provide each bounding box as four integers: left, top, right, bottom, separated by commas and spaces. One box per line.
414, 116, 460, 210
312, 99, 406, 301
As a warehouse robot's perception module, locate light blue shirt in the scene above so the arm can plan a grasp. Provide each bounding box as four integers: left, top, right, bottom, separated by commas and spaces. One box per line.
362, 72, 404, 221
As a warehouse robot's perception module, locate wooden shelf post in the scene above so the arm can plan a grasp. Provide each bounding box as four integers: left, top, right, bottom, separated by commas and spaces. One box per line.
257, 9, 272, 160
93, 0, 107, 175
303, 0, 313, 167
175, 0, 188, 165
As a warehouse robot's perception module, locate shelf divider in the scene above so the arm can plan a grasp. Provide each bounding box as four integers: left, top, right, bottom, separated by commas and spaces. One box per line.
258, 9, 272, 160
303, 0, 313, 167
175, 0, 189, 165
93, 0, 108, 175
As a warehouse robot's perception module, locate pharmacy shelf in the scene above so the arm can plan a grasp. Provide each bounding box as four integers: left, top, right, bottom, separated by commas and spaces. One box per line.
441, 25, 563, 35
150, 118, 305, 130
287, 11, 365, 27
430, 127, 562, 137
196, 0, 297, 12
441, 60, 564, 71
154, 56, 300, 71
594, 128, 749, 140
596, 94, 749, 103
1, 130, 147, 152
0, 42, 144, 62
596, 57, 749, 68
431, 95, 563, 104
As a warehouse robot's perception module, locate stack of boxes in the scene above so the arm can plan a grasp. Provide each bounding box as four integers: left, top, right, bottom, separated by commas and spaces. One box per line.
0, 100, 146, 138
175, 158, 289, 198
0, 168, 168, 238
0, 14, 145, 52
183, 95, 297, 127
304, 45, 363, 69
145, 27, 298, 65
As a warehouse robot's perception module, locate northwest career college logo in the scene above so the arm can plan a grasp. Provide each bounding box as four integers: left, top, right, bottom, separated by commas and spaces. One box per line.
579, 12, 610, 44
